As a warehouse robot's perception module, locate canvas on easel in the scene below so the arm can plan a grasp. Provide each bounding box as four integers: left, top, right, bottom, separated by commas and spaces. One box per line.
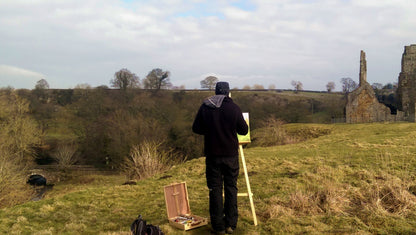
237, 113, 251, 144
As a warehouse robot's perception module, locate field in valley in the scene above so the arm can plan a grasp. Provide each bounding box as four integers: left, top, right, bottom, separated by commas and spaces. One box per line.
1, 122, 416, 234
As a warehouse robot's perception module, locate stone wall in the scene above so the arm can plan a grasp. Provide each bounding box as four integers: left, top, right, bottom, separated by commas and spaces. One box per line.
397, 44, 416, 121
346, 50, 405, 123
346, 83, 405, 123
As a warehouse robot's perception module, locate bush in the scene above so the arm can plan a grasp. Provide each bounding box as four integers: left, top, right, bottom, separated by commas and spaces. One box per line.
0, 148, 33, 208
51, 143, 79, 167
122, 141, 183, 180
252, 118, 292, 146
0, 91, 41, 208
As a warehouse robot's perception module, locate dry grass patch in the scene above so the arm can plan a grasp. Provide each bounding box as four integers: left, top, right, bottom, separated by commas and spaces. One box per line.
252, 118, 332, 147
349, 176, 416, 217
284, 180, 349, 216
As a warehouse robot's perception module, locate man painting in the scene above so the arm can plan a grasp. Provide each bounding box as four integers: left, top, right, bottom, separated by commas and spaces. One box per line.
192, 82, 248, 234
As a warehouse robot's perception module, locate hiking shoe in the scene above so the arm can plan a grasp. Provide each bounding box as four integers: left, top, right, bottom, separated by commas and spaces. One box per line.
226, 227, 234, 234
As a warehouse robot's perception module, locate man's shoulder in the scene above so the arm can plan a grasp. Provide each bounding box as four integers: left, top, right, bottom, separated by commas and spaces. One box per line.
223, 97, 235, 104
222, 98, 242, 110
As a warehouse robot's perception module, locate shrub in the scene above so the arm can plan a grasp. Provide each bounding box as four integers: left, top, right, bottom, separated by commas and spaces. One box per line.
0, 148, 33, 208
252, 118, 289, 146
122, 141, 183, 180
0, 91, 42, 162
0, 92, 41, 207
51, 143, 79, 167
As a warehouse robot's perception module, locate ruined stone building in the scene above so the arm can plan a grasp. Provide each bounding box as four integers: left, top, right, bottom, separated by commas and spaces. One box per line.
346, 50, 405, 123
397, 44, 416, 122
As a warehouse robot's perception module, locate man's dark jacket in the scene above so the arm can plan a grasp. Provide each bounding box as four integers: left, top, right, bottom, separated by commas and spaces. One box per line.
192, 95, 248, 157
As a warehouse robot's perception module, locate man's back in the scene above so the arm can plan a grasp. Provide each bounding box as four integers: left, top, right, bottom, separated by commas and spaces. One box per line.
192, 95, 248, 156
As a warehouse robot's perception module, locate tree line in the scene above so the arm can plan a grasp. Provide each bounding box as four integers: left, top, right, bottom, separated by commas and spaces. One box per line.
2, 72, 398, 171
33, 68, 396, 94
0, 85, 347, 168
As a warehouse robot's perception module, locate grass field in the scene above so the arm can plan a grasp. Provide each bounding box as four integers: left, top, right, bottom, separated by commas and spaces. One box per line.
1, 122, 416, 234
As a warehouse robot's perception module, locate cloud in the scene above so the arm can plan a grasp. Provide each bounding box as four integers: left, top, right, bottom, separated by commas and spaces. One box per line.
0, 65, 45, 89
0, 0, 414, 90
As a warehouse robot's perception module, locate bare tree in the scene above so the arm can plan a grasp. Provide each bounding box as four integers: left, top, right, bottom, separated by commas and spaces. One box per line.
340, 77, 357, 93
110, 68, 140, 90
35, 79, 49, 90
326, 82, 335, 92
143, 68, 171, 90
383, 83, 396, 90
0, 92, 42, 206
34, 79, 50, 102
52, 143, 79, 167
0, 92, 42, 162
291, 80, 303, 93
200, 76, 218, 90
268, 84, 276, 90
252, 84, 265, 89
75, 83, 91, 89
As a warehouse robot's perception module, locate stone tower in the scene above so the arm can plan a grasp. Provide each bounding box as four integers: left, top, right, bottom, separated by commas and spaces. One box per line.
359, 50, 367, 86
397, 44, 416, 122
346, 50, 405, 123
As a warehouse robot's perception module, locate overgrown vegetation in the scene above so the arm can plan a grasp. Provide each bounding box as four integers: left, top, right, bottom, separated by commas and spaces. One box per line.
51, 143, 79, 167
122, 141, 184, 180
0, 91, 42, 207
0, 148, 33, 208
1, 123, 416, 234
8, 88, 345, 169
0, 88, 344, 211
252, 118, 332, 146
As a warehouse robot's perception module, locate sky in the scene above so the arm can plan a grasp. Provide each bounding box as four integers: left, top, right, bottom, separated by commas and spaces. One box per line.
1, 0, 415, 91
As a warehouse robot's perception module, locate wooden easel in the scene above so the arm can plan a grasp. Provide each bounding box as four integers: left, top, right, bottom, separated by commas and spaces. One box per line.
238, 144, 258, 226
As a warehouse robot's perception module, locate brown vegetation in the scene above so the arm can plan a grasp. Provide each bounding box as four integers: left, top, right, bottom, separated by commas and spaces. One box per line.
252, 117, 332, 147
122, 141, 184, 180
0, 91, 42, 207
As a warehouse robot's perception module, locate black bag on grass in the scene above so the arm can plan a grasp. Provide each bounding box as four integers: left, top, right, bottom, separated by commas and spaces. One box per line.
131, 215, 163, 235
146, 224, 164, 235
131, 215, 146, 235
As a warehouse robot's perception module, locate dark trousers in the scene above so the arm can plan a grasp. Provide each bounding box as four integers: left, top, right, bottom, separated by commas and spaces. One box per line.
205, 155, 239, 231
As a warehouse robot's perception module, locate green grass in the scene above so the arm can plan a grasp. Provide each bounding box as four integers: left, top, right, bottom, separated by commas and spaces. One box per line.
1, 123, 416, 234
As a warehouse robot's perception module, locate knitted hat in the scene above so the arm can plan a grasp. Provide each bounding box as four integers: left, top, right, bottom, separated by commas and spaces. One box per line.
215, 82, 230, 96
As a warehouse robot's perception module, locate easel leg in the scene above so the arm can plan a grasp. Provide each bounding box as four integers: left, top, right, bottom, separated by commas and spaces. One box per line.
239, 145, 258, 226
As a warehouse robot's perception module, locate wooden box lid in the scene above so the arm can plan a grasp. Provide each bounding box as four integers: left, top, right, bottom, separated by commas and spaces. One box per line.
164, 182, 190, 218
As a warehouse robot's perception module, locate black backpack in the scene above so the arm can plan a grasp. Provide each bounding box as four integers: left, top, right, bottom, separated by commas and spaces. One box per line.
131, 215, 164, 235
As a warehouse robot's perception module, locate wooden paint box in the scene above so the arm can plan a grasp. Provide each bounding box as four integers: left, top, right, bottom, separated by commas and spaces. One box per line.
164, 182, 208, 230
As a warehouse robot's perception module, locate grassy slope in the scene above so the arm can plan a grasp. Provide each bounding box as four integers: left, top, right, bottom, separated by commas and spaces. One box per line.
1, 123, 416, 234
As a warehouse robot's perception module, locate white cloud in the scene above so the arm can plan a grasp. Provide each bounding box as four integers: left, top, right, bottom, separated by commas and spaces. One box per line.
0, 0, 414, 90
0, 65, 45, 89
